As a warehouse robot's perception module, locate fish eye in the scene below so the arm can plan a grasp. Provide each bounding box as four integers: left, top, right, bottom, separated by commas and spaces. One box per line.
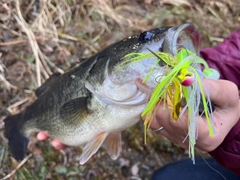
139, 31, 154, 42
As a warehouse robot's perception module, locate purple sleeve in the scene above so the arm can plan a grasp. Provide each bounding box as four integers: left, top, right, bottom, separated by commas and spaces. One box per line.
200, 29, 240, 176
209, 121, 240, 176
200, 29, 240, 89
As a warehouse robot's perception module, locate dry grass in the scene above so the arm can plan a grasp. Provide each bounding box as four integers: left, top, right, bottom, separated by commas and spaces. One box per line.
0, 0, 239, 179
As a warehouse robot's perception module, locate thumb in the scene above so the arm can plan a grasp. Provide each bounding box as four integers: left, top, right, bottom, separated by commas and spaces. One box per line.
202, 79, 239, 108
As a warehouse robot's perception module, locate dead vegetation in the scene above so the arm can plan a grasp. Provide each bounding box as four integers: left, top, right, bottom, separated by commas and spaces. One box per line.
0, 0, 239, 179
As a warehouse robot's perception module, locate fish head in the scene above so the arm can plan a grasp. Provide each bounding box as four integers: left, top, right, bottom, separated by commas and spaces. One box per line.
105, 23, 200, 89
87, 23, 200, 105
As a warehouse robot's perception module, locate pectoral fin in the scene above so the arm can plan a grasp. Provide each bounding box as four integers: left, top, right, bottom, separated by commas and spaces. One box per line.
103, 132, 122, 160
79, 132, 109, 165
60, 97, 90, 121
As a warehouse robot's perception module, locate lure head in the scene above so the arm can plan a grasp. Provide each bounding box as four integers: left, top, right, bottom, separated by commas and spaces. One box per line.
177, 68, 195, 86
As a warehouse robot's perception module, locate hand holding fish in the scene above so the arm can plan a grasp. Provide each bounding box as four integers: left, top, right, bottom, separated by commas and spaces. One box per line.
148, 79, 240, 152
37, 132, 65, 150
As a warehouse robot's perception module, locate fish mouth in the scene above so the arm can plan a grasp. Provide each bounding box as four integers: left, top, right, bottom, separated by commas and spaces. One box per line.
163, 23, 200, 56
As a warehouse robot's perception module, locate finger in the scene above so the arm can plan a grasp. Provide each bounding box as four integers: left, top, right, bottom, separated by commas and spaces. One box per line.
51, 140, 66, 150
148, 103, 170, 130
148, 115, 161, 130
202, 79, 238, 108
37, 131, 49, 141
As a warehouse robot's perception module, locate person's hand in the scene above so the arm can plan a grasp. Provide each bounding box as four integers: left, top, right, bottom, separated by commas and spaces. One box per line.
37, 131, 66, 150
145, 79, 240, 152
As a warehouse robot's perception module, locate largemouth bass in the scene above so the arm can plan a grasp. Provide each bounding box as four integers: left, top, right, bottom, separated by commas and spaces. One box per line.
4, 23, 200, 164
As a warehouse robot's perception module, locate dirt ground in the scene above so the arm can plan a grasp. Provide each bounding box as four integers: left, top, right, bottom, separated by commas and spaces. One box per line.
0, 0, 239, 179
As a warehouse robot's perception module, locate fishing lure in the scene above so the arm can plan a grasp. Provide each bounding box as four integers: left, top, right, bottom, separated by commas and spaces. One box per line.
121, 48, 220, 162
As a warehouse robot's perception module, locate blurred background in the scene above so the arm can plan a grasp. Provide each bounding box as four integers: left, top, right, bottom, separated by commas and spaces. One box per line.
0, 0, 239, 179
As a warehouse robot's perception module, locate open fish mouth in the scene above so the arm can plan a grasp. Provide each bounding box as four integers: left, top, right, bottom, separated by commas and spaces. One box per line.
162, 23, 200, 55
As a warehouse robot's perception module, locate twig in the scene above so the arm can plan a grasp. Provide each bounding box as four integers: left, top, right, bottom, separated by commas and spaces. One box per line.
0, 75, 18, 90
0, 39, 29, 46
41, 53, 64, 74
60, 150, 67, 166
0, 37, 43, 46
0, 148, 4, 167
0, 154, 32, 180
207, 6, 222, 22
23, 0, 36, 17
37, 48, 52, 78
0, 24, 22, 37
15, 0, 45, 87
0, 60, 18, 90
56, 32, 98, 53
7, 97, 31, 113
209, 36, 224, 42
144, 136, 163, 167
